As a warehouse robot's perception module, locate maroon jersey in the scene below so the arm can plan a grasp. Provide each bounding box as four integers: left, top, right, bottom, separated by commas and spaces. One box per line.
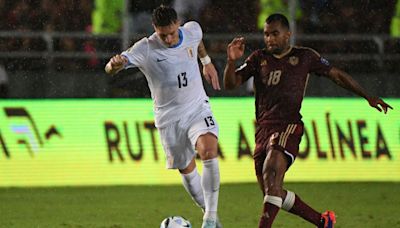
236, 46, 332, 124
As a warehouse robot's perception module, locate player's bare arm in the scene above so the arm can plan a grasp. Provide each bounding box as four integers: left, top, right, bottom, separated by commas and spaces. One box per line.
198, 40, 221, 90
328, 67, 393, 113
105, 54, 128, 75
223, 37, 246, 90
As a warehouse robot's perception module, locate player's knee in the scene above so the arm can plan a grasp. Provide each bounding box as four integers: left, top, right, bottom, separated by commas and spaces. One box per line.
267, 184, 284, 196
196, 143, 218, 160
197, 148, 218, 160
179, 159, 196, 174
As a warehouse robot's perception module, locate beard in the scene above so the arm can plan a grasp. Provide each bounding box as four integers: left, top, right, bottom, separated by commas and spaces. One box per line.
267, 45, 284, 54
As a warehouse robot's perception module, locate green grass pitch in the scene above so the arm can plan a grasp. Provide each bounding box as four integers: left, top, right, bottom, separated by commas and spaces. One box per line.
1, 182, 399, 227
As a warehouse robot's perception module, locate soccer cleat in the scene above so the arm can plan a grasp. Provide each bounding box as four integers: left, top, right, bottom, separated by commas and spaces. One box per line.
201, 218, 217, 228
319, 210, 336, 228
201, 208, 222, 228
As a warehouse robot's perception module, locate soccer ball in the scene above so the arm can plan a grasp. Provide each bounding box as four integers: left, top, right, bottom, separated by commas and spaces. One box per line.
160, 216, 192, 228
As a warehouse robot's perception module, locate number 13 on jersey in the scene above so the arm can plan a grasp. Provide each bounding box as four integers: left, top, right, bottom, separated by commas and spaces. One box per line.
177, 72, 187, 88
204, 116, 215, 128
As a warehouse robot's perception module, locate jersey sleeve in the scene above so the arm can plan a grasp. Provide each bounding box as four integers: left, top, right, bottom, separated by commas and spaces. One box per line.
121, 38, 148, 69
183, 21, 203, 41
235, 51, 260, 82
307, 48, 332, 77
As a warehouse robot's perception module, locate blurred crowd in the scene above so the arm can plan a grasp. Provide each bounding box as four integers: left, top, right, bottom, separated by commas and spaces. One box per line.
0, 0, 398, 72
0, 0, 92, 31
0, 0, 396, 34
0, 0, 93, 71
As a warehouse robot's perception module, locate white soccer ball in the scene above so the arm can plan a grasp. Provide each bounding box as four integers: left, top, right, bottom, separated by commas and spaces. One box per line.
160, 216, 192, 228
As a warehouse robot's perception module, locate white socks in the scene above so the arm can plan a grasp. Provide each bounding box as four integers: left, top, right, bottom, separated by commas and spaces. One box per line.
201, 158, 220, 220
181, 167, 205, 209
180, 158, 220, 221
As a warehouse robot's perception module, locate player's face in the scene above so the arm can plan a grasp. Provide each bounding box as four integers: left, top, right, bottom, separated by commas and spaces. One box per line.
154, 21, 180, 47
263, 21, 291, 54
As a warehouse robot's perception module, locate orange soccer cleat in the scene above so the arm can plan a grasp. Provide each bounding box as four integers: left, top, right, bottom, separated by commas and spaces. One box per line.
319, 210, 336, 228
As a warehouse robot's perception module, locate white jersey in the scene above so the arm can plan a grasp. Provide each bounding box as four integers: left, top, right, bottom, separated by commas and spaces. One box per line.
121, 21, 208, 128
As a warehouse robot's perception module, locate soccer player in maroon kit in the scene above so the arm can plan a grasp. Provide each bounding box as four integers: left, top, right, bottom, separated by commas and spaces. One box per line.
223, 14, 393, 228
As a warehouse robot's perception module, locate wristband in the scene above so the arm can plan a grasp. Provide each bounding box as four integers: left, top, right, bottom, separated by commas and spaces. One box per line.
200, 55, 211, 65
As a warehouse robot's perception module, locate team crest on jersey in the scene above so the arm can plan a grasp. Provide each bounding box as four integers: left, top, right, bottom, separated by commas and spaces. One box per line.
187, 47, 194, 58
288, 56, 299, 66
260, 60, 268, 66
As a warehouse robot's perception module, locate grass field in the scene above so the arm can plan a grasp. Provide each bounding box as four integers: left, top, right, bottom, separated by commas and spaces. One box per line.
1, 182, 400, 228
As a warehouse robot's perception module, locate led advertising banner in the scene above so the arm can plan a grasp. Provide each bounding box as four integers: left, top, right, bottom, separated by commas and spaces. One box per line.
0, 98, 398, 186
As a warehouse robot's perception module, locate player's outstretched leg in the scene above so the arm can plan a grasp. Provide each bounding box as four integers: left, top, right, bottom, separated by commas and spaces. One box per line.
281, 190, 336, 227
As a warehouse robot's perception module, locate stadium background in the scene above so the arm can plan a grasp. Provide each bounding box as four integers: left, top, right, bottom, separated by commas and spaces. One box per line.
0, 0, 399, 227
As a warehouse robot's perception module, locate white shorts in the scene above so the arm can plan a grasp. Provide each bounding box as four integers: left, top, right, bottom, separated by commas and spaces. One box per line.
158, 101, 219, 170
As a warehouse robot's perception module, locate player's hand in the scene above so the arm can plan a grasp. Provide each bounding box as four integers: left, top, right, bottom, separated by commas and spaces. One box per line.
110, 55, 128, 70
227, 37, 245, 61
367, 97, 393, 114
105, 55, 128, 75
203, 62, 221, 90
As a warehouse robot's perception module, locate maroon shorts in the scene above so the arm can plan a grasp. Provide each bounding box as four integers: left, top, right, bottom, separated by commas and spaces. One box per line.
253, 123, 304, 176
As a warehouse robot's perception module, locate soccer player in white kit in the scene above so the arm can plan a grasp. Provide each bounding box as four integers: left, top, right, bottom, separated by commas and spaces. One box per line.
105, 5, 222, 228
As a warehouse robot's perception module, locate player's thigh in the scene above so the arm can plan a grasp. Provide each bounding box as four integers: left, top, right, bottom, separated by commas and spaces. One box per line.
254, 126, 271, 177
187, 106, 219, 158
267, 123, 304, 168
158, 122, 196, 170
264, 149, 288, 178
254, 123, 303, 175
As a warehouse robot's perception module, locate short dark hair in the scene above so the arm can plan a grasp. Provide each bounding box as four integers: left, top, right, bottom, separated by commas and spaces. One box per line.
152, 5, 178, 27
266, 13, 290, 30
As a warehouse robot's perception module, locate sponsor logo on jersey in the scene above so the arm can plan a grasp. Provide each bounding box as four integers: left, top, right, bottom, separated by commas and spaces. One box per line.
156, 58, 167, 62
261, 60, 268, 66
